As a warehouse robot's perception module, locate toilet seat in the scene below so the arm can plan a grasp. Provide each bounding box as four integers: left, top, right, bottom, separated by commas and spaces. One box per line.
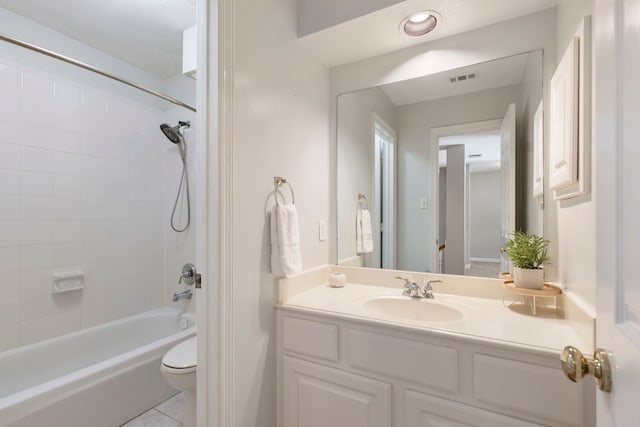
162, 336, 197, 372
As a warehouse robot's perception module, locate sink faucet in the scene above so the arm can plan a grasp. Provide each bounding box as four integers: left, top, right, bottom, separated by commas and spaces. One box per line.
396, 276, 421, 298
173, 289, 193, 302
422, 279, 443, 299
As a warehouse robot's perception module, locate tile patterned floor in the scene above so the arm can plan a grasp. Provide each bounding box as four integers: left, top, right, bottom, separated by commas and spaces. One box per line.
121, 392, 184, 427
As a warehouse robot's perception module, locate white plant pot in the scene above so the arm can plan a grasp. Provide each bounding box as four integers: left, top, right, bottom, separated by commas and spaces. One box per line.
513, 267, 544, 289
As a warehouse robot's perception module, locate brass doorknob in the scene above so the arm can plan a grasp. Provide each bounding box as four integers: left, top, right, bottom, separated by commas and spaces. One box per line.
560, 346, 612, 392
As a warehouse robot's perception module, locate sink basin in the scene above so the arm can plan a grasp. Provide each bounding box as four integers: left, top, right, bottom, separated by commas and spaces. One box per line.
362, 296, 464, 322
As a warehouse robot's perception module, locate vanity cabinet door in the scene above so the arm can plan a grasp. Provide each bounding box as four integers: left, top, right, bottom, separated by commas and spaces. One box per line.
404, 389, 544, 427
282, 356, 391, 427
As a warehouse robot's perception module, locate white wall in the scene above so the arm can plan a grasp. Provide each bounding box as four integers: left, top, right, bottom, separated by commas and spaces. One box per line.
554, 0, 596, 308
336, 87, 396, 265
395, 84, 520, 272
231, 0, 330, 425
0, 57, 165, 350
469, 171, 502, 259
0, 8, 196, 351
516, 51, 544, 236
162, 107, 197, 310
330, 8, 558, 271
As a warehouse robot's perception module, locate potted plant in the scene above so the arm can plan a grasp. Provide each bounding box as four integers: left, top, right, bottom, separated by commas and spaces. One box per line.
501, 231, 550, 289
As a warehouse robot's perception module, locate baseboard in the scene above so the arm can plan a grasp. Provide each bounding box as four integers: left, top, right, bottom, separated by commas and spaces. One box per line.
470, 257, 501, 263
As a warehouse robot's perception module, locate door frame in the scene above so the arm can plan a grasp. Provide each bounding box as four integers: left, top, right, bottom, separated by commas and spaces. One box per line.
195, 0, 232, 425
371, 113, 397, 270
429, 119, 502, 273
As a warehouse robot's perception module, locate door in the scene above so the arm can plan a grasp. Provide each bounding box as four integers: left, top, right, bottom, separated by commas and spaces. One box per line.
500, 103, 516, 272
593, 0, 640, 425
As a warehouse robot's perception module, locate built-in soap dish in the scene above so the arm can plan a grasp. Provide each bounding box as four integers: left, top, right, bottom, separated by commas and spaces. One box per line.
52, 271, 85, 294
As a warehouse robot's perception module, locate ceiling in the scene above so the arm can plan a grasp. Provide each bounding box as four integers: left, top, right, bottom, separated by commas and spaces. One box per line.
300, 0, 558, 67
0, 0, 555, 78
0, 0, 196, 78
381, 52, 530, 106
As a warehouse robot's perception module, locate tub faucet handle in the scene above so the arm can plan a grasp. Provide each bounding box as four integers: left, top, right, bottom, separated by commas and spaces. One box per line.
178, 262, 199, 285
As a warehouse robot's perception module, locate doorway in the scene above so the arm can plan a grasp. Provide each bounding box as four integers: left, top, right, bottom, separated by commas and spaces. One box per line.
372, 114, 397, 270
431, 109, 515, 278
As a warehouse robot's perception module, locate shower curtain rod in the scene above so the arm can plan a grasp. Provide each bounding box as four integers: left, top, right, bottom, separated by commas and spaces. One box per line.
0, 32, 196, 112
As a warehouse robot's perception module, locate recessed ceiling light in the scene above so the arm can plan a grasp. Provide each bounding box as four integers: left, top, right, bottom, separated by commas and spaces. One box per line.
402, 11, 438, 37
409, 12, 431, 24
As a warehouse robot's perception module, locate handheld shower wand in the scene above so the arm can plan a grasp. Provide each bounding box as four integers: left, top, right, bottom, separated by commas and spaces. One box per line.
160, 121, 191, 232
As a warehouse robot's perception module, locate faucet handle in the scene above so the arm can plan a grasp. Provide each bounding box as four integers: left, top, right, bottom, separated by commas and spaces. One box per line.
422, 279, 442, 299
396, 276, 414, 296
422, 279, 442, 298
424, 279, 443, 290
395, 276, 411, 286
178, 263, 197, 285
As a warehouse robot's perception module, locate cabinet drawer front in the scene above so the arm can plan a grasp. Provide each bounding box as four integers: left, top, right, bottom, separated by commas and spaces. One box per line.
283, 356, 392, 427
404, 389, 544, 427
473, 354, 582, 426
283, 316, 339, 362
348, 329, 458, 393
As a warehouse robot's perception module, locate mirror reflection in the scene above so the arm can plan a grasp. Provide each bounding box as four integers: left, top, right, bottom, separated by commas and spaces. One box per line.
337, 51, 543, 278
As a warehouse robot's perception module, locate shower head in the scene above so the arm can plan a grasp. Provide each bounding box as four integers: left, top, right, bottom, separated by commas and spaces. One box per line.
159, 121, 191, 144
160, 124, 181, 144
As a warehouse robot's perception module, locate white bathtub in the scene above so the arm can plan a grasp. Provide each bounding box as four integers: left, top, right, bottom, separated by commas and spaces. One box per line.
0, 307, 195, 427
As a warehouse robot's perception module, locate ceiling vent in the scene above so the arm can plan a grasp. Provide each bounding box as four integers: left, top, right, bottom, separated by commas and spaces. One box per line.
449, 72, 478, 83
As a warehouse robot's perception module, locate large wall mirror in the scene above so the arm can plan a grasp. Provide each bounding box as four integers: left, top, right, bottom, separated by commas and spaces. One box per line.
336, 50, 543, 278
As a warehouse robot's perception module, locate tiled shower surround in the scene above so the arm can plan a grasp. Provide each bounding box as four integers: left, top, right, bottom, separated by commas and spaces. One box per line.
0, 57, 193, 351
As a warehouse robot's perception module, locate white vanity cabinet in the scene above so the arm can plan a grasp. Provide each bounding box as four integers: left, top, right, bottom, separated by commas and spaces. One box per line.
282, 356, 392, 427
276, 308, 589, 427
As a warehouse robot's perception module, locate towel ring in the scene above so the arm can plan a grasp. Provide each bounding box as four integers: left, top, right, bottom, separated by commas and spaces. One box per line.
274, 176, 295, 205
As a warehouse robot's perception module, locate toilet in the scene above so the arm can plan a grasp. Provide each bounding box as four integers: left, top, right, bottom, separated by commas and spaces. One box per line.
161, 336, 197, 427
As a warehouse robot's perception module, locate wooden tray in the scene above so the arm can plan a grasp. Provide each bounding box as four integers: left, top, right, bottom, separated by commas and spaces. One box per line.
498, 271, 512, 279
502, 281, 561, 297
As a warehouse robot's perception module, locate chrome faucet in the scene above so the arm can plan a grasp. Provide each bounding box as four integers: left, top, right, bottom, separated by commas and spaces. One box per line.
173, 289, 193, 302
396, 276, 443, 299
422, 279, 443, 299
396, 276, 421, 298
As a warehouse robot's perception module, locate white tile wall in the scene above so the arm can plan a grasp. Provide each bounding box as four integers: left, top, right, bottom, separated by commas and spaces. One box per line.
162, 108, 196, 311
0, 56, 193, 351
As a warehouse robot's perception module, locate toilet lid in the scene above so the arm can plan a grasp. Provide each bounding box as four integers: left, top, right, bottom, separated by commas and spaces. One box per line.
162, 336, 197, 369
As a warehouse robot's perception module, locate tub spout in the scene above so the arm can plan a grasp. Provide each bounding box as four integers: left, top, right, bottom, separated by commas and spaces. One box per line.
173, 289, 193, 302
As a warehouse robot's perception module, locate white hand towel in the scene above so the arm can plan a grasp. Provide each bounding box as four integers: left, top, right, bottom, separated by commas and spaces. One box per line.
269, 208, 283, 276
275, 204, 303, 276
356, 208, 374, 254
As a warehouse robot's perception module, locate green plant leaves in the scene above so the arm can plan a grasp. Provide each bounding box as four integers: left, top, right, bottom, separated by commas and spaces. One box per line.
501, 231, 550, 269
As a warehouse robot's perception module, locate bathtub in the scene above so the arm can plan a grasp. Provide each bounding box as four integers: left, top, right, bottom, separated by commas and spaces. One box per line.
0, 307, 195, 427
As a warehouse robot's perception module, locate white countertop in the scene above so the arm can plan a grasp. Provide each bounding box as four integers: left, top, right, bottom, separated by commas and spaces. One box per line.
278, 282, 589, 354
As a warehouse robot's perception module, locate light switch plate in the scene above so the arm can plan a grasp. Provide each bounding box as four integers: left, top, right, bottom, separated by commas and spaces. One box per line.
420, 196, 428, 209
318, 221, 327, 242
